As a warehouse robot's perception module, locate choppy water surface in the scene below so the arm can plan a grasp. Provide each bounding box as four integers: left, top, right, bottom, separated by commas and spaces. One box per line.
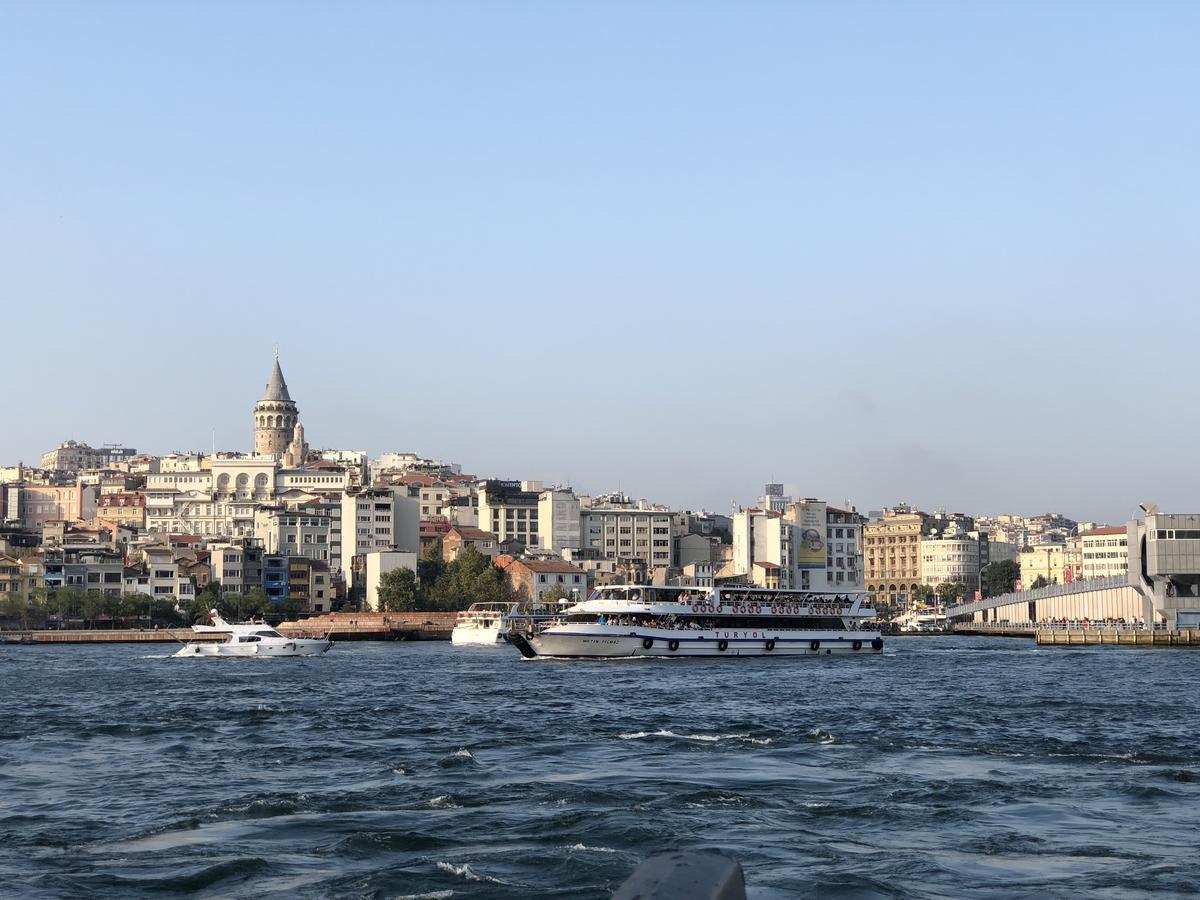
1, 637, 1198, 898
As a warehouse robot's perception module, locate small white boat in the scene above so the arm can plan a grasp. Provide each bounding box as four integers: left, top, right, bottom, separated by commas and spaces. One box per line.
451, 602, 515, 645
173, 609, 333, 658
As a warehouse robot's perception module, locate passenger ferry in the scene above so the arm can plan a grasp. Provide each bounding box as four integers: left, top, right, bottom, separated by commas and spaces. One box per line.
507, 585, 883, 659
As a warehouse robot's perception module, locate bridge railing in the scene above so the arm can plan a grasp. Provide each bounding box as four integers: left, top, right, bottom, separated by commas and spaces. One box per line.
956, 620, 1163, 632
946, 574, 1130, 617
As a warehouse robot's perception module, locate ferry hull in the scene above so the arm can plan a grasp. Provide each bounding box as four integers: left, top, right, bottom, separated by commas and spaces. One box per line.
516, 628, 883, 659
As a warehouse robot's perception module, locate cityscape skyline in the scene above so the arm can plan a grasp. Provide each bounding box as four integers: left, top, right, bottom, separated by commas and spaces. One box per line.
6, 354, 1148, 525
6, 4, 1197, 524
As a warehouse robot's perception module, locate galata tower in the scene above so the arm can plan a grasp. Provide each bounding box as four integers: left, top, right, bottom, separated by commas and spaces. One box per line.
254, 354, 299, 457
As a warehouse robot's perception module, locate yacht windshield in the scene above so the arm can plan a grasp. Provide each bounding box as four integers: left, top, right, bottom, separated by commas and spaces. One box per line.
255, 630, 282, 638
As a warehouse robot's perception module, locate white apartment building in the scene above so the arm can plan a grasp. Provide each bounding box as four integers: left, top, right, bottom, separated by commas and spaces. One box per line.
538, 488, 582, 553
731, 500, 864, 591
210, 544, 250, 594
477, 481, 542, 548
127, 548, 196, 603
363, 550, 420, 611
582, 499, 675, 571
340, 487, 420, 587
1079, 526, 1129, 580
40, 441, 138, 471
253, 504, 335, 562
920, 534, 983, 598
276, 465, 350, 494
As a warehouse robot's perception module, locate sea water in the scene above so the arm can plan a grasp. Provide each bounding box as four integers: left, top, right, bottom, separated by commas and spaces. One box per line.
1, 637, 1197, 898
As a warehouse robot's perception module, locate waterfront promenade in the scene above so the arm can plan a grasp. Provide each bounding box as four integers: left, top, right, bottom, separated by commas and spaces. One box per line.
0, 611, 459, 643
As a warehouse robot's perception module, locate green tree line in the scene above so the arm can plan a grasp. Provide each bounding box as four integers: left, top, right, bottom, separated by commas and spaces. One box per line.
375, 544, 515, 612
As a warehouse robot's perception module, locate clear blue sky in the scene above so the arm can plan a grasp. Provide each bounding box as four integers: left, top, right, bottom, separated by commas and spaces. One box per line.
3, 2, 1196, 523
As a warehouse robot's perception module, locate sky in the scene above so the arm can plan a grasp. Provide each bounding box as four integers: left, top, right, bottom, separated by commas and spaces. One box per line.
2, 1, 1197, 524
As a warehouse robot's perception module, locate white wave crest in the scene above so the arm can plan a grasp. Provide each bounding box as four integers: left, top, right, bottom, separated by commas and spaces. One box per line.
436, 861, 502, 884
566, 843, 618, 853
397, 892, 454, 900
619, 729, 772, 745
450, 749, 474, 759
428, 794, 462, 809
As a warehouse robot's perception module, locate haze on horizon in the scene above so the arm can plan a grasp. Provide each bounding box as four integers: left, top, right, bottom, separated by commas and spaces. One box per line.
3, 2, 1196, 526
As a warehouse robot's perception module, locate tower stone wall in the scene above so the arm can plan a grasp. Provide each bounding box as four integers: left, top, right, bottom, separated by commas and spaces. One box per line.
254, 357, 300, 458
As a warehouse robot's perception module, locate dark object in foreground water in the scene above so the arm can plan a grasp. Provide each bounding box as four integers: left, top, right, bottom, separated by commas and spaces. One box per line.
612, 850, 746, 900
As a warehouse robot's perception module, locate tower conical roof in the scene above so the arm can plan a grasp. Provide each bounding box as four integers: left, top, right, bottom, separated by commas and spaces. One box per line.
261, 357, 293, 402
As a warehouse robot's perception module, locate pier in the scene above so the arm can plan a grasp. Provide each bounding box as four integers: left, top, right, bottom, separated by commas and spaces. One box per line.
0, 611, 460, 644
1036, 628, 1200, 647
2, 629, 224, 644
277, 611, 458, 641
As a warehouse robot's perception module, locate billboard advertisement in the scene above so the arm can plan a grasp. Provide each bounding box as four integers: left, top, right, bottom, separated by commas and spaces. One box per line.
795, 500, 827, 570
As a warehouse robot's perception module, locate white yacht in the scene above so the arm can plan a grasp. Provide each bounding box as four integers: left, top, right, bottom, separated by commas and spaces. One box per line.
507, 585, 884, 659
451, 602, 515, 645
173, 609, 333, 658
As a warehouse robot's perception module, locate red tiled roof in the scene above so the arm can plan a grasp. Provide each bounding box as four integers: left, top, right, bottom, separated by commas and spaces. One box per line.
448, 526, 496, 541
507, 559, 585, 575
1080, 526, 1126, 537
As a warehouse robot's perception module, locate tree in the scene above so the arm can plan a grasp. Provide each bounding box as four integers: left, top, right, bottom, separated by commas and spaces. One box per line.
376, 567, 419, 612
540, 583, 572, 606
427, 546, 513, 611
983, 559, 1020, 597
50, 586, 85, 624
935, 580, 965, 606
1030, 575, 1049, 590
0, 592, 29, 627
417, 556, 446, 597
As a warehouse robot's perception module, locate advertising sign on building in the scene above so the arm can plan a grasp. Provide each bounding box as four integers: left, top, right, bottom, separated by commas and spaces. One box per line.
795, 500, 827, 570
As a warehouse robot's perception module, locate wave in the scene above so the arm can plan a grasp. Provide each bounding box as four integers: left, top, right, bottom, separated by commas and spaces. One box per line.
436, 861, 503, 884
396, 893, 454, 900
618, 729, 771, 745
437, 749, 477, 769
565, 843, 619, 853
428, 794, 462, 809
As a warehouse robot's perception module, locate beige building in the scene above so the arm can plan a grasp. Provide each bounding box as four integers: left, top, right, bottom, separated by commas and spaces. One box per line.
96, 492, 146, 529
1020, 544, 1069, 587
864, 506, 930, 605
442, 526, 497, 562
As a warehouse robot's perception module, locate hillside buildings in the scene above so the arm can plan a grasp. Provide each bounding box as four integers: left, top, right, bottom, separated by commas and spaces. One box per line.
729, 496, 865, 591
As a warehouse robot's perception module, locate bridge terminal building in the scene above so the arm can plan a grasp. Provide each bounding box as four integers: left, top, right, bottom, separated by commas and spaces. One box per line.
947, 506, 1200, 630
